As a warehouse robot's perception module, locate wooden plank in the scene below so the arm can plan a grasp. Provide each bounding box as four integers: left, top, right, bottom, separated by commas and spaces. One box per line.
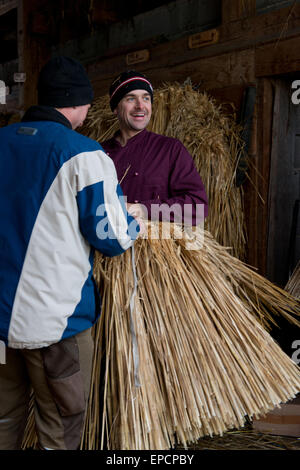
222, 0, 256, 23
150, 48, 255, 91
188, 29, 219, 49
243, 78, 273, 274
253, 398, 300, 438
88, 48, 256, 98
0, 0, 18, 17
256, 36, 300, 77
267, 79, 300, 287
86, 4, 300, 98
17, 0, 24, 111
22, 0, 51, 109
126, 49, 150, 66
220, 2, 300, 47
86, 4, 300, 68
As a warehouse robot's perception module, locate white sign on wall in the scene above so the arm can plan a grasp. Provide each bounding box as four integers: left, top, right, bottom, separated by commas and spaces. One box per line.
0, 80, 6, 104
0, 340, 6, 365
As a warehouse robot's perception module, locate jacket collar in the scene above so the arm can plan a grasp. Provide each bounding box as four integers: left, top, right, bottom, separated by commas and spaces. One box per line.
22, 105, 72, 129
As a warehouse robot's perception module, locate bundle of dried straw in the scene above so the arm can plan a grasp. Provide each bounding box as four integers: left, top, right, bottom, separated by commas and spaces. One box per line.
21, 231, 300, 450
80, 223, 299, 450
286, 261, 300, 299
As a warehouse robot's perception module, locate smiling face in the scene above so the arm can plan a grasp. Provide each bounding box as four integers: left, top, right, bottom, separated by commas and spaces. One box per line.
114, 89, 152, 138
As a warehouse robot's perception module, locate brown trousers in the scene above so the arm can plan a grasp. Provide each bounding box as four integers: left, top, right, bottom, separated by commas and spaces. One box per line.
0, 328, 94, 450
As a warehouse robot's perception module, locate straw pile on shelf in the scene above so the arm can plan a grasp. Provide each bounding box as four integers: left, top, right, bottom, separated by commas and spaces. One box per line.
82, 83, 246, 259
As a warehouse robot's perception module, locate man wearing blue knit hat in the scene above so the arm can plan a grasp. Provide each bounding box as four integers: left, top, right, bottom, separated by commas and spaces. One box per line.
0, 56, 140, 450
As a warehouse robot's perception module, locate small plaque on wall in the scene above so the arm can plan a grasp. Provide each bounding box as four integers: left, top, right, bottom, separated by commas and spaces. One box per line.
188, 29, 219, 49
14, 73, 26, 83
126, 49, 150, 66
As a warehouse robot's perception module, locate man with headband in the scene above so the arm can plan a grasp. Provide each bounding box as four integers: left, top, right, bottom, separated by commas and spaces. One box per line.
102, 71, 208, 226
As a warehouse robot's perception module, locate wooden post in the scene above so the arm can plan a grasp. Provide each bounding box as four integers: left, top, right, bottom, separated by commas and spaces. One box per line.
21, 0, 51, 111
243, 78, 273, 275
222, 0, 256, 23
17, 0, 24, 112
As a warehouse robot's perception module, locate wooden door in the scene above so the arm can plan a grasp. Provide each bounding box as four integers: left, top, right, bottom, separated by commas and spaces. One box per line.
267, 78, 300, 358
267, 79, 300, 288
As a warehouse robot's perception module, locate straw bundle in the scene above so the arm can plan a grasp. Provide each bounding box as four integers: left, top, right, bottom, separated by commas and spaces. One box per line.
81, 223, 300, 450
286, 261, 300, 299
82, 83, 246, 259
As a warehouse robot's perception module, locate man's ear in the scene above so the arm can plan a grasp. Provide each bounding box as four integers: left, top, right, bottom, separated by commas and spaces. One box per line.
113, 108, 117, 115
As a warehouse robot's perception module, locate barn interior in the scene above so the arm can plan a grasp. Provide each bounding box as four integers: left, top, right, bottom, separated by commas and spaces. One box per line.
0, 0, 299, 451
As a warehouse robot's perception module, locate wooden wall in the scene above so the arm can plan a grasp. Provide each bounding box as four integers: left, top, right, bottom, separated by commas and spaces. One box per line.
85, 2, 300, 99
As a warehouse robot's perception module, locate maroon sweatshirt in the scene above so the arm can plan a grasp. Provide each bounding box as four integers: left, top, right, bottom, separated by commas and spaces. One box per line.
102, 129, 208, 225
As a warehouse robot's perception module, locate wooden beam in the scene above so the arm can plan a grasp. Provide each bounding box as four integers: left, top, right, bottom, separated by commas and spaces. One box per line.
0, 0, 18, 17
256, 36, 300, 77
89, 3, 300, 65
22, 0, 51, 110
243, 78, 274, 274
88, 48, 255, 98
17, 0, 24, 111
222, 0, 256, 23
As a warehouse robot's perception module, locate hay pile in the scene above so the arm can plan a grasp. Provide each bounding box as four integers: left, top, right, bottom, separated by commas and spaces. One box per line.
82, 83, 246, 259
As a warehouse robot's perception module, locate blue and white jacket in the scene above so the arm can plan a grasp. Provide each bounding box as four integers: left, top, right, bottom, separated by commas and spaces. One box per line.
0, 106, 138, 349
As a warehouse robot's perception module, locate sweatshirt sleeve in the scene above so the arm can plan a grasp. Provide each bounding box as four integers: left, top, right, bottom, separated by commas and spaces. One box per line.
75, 148, 139, 257
140, 140, 208, 226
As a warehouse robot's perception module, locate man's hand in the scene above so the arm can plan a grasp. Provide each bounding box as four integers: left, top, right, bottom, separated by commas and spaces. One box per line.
126, 203, 146, 218
126, 203, 146, 236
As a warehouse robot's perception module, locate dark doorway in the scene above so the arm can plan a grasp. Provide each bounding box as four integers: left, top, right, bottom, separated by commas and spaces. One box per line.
266, 77, 300, 359
267, 78, 300, 288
